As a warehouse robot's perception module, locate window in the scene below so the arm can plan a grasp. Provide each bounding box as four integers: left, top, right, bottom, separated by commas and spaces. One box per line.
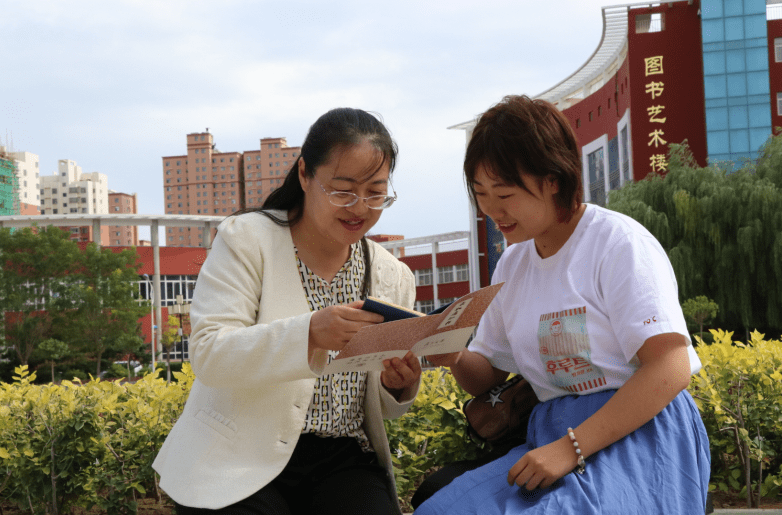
415, 268, 432, 286
635, 12, 664, 33
437, 266, 454, 284
588, 147, 606, 206
777, 92, 782, 116
415, 300, 434, 313
776, 39, 782, 62
455, 264, 469, 282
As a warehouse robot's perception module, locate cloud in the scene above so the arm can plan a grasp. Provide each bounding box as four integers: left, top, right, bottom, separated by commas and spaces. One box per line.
2, 0, 611, 242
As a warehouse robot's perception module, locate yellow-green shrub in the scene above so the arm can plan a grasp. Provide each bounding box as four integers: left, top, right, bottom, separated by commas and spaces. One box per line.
0, 365, 193, 514
690, 329, 782, 506
384, 367, 485, 505
3, 333, 781, 513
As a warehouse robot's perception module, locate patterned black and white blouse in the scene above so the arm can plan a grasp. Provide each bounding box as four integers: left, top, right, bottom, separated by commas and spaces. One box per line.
297, 243, 373, 452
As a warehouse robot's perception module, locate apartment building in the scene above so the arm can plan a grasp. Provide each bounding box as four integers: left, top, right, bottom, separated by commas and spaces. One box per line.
6, 149, 40, 214
162, 132, 300, 247
108, 191, 139, 246
40, 159, 109, 243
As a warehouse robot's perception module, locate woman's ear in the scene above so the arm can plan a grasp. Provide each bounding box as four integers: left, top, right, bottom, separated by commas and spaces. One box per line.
545, 175, 560, 195
297, 157, 309, 187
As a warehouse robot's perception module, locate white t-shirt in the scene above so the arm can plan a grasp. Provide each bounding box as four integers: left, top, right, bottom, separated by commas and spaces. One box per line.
470, 204, 701, 402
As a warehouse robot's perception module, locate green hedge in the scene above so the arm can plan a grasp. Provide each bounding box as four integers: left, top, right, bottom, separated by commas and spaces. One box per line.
0, 367, 193, 514
1, 331, 781, 513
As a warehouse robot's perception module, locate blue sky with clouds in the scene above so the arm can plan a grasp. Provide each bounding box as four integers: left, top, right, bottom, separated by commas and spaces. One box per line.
2, 0, 611, 241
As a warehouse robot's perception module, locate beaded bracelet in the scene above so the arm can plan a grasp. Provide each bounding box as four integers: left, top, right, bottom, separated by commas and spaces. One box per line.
567, 427, 586, 474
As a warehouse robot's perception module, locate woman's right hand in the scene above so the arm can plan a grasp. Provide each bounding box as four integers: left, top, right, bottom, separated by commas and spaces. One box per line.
308, 300, 384, 352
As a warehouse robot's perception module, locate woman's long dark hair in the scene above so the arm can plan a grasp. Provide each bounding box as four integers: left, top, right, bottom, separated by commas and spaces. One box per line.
237, 107, 398, 298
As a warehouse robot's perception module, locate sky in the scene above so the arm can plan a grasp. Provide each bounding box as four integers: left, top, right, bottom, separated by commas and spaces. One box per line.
2, 0, 612, 243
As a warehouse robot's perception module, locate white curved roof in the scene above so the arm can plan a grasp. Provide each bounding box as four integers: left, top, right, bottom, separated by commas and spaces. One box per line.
449, 0, 695, 131
533, 4, 630, 106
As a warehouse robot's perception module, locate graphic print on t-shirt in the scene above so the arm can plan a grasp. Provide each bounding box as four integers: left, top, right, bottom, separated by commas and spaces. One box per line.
538, 307, 606, 394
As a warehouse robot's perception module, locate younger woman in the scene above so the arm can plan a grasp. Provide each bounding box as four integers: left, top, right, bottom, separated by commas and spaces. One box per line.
154, 108, 421, 515
420, 95, 710, 514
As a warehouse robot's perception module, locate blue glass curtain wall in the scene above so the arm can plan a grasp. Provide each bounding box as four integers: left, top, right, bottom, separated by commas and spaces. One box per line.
701, 0, 772, 165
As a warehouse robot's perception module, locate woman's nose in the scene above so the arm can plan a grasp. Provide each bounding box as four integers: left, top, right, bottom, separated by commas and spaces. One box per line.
479, 198, 502, 220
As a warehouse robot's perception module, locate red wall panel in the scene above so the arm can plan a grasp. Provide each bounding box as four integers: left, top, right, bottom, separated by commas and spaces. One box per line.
768, 20, 782, 132
627, 2, 707, 177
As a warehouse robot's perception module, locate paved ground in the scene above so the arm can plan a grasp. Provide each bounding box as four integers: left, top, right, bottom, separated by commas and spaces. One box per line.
405, 510, 782, 514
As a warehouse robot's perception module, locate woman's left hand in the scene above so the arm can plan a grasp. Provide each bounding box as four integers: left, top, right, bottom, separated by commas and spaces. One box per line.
381, 351, 422, 392
507, 436, 578, 490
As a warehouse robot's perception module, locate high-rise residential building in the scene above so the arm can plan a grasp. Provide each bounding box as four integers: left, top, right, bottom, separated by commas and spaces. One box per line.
5, 149, 40, 215
40, 159, 109, 243
108, 191, 139, 246
243, 137, 300, 209
163, 132, 301, 247
0, 147, 19, 216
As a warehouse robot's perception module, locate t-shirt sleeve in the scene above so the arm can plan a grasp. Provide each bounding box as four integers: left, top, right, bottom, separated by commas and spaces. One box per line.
467, 263, 520, 375
598, 232, 692, 364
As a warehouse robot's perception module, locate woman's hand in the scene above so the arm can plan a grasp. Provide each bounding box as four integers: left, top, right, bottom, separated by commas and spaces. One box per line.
381, 351, 422, 393
308, 301, 383, 352
507, 436, 577, 490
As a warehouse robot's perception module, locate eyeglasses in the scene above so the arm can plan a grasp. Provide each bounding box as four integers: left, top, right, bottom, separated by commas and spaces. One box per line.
313, 176, 397, 210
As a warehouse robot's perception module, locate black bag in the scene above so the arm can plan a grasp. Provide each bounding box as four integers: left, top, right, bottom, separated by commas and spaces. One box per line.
463, 375, 539, 444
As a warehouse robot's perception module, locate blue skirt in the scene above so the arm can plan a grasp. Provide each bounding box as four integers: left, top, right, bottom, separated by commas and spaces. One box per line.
416, 389, 710, 515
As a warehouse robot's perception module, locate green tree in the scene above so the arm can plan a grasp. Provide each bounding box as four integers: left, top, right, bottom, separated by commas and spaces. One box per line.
608, 141, 782, 333
0, 226, 81, 365
682, 296, 719, 338
57, 244, 147, 377
114, 333, 146, 379
36, 338, 70, 382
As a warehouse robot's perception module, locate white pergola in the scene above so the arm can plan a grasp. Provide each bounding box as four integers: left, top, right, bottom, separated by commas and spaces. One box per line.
0, 213, 223, 367
379, 231, 474, 307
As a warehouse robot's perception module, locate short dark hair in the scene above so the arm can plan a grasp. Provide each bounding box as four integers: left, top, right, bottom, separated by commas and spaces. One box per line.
464, 95, 583, 221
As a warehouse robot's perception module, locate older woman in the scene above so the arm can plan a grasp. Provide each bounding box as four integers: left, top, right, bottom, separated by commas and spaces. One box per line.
154, 108, 420, 515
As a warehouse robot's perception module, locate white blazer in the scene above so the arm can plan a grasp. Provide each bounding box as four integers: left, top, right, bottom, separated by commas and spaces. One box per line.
153, 212, 418, 512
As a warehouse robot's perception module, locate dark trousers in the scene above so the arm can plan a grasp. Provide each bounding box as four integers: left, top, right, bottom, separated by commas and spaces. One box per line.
173, 434, 397, 515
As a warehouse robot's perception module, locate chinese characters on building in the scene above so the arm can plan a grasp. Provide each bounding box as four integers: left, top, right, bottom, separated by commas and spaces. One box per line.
644, 55, 668, 173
